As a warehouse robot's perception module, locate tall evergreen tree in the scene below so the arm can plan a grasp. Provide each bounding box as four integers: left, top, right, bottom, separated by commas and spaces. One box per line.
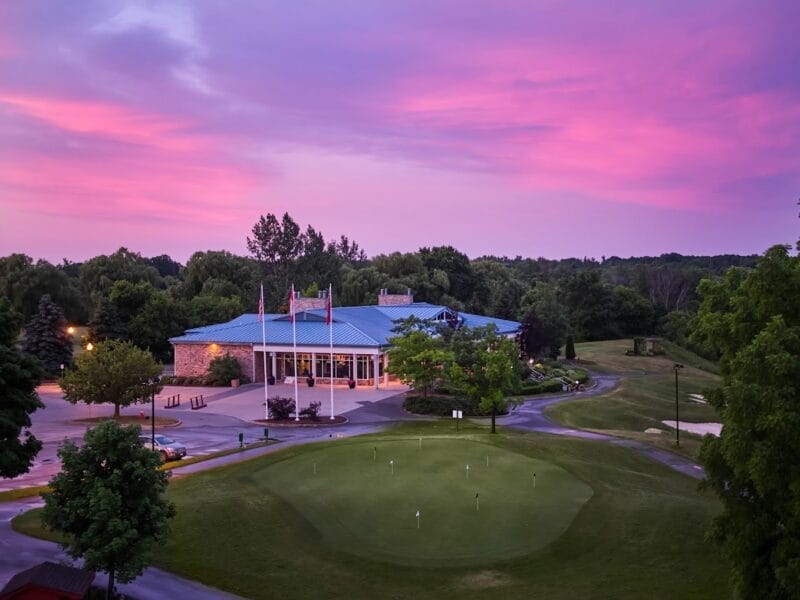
87, 296, 127, 343
22, 294, 72, 375
565, 335, 576, 360
0, 297, 43, 478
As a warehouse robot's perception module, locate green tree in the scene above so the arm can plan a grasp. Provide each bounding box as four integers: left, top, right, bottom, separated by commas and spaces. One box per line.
0, 297, 43, 478
60, 340, 162, 418
565, 335, 576, 360
22, 294, 73, 375
448, 325, 521, 433
518, 282, 568, 359
42, 420, 175, 599
560, 270, 618, 340
127, 293, 187, 362
693, 244, 800, 598
87, 296, 127, 343
187, 295, 243, 328
0, 254, 84, 322
419, 246, 476, 302
79, 247, 162, 302
181, 250, 259, 305
387, 319, 452, 397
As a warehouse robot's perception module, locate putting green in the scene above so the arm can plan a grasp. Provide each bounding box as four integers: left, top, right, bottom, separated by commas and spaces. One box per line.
254, 438, 592, 565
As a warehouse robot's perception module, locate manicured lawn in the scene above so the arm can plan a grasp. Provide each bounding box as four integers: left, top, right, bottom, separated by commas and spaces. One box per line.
255, 437, 591, 565
550, 340, 721, 459
14, 421, 731, 599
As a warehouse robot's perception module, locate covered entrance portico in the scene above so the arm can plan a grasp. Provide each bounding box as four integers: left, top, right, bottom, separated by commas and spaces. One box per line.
253, 345, 390, 389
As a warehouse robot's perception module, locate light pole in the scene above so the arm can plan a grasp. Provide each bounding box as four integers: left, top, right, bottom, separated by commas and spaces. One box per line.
673, 363, 684, 447
149, 376, 160, 451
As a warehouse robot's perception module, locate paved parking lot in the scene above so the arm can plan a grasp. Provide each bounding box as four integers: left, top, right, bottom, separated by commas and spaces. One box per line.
0, 382, 410, 492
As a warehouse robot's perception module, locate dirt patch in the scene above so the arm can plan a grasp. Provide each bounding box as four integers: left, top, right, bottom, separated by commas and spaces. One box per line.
456, 570, 513, 590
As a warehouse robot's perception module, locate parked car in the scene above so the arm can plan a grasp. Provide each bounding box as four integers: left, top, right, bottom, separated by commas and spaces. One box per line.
139, 434, 187, 461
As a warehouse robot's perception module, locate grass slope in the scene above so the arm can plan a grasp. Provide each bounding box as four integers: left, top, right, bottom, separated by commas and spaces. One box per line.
14, 421, 730, 599
549, 339, 721, 459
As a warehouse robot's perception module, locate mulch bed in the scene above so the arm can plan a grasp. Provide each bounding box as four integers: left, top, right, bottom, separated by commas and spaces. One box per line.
252, 416, 348, 427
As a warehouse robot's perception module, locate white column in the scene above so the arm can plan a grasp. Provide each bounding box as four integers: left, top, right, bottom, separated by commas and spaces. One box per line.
311, 352, 317, 378
252, 348, 256, 382
373, 354, 379, 389
271, 353, 277, 381
351, 353, 357, 384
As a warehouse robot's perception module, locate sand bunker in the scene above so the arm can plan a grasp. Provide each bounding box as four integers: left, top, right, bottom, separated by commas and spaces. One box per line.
661, 420, 721, 436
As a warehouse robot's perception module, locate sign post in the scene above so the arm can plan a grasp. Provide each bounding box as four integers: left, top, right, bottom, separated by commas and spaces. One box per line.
452, 409, 463, 432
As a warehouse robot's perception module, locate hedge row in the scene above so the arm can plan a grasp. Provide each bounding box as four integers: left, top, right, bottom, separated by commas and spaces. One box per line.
403, 395, 480, 416
518, 380, 564, 395
159, 374, 251, 387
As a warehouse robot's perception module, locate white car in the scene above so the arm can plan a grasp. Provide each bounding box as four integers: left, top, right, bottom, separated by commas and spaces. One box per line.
139, 434, 187, 461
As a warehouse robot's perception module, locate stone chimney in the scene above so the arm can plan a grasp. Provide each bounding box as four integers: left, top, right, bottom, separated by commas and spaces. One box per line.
378, 288, 414, 306
292, 289, 328, 313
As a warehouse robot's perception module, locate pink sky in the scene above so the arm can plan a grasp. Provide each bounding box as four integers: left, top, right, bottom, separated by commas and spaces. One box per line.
0, 1, 797, 263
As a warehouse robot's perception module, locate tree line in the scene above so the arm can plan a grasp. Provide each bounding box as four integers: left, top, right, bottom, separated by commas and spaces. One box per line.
1, 211, 759, 368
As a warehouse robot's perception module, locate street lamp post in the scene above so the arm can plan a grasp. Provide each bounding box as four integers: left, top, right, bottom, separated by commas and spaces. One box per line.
673, 363, 684, 447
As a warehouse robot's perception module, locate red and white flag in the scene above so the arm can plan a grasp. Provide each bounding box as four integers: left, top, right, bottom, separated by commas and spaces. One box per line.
326, 284, 332, 325
288, 284, 295, 323
258, 284, 265, 324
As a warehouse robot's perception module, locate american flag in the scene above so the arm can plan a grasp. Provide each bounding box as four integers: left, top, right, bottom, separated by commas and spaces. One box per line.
288, 284, 295, 323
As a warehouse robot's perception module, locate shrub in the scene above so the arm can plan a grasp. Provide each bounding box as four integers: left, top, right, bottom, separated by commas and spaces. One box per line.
269, 397, 295, 420
565, 368, 589, 383
300, 401, 322, 421
403, 394, 478, 416
519, 380, 564, 395
206, 354, 244, 386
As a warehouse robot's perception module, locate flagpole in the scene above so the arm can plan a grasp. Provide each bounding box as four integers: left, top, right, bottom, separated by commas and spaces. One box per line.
328, 283, 334, 421
260, 283, 269, 420
291, 284, 300, 421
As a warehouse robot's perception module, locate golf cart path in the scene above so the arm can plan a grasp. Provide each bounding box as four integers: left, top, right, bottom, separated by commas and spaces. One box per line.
502, 373, 706, 480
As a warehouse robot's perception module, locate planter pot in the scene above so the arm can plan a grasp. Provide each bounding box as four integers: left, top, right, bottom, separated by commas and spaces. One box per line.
231, 379, 240, 388
348, 380, 356, 389
267, 376, 275, 386
307, 377, 315, 387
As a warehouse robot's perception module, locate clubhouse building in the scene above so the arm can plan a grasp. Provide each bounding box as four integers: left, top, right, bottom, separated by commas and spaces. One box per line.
169, 290, 521, 389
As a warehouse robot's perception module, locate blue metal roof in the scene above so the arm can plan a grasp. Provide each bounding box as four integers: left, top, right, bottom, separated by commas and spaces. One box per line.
170, 302, 520, 348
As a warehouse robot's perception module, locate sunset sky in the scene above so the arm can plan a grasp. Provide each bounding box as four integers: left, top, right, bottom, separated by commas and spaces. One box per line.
1, 1, 797, 264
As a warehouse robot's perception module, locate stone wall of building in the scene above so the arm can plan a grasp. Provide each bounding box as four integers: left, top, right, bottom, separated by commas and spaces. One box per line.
378, 290, 414, 305
293, 297, 326, 312
174, 343, 254, 380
